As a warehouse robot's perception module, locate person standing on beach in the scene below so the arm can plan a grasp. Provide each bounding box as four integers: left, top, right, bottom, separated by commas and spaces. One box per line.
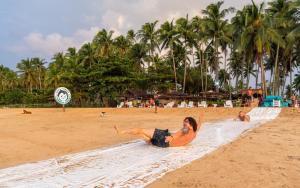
154, 95, 159, 113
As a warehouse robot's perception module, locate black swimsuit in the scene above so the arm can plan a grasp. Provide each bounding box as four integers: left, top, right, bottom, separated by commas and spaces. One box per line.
151, 129, 171, 148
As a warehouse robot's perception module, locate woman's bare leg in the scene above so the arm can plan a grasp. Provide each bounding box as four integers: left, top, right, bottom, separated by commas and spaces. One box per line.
114, 126, 154, 142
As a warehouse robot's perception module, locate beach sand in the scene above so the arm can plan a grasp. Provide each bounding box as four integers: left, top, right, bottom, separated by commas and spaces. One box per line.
0, 107, 299, 188
148, 108, 300, 188
0, 107, 248, 169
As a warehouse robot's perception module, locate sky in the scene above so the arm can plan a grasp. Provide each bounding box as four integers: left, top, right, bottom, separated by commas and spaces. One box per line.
0, 0, 268, 70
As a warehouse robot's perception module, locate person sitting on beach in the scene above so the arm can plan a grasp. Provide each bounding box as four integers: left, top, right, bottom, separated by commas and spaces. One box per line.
234, 111, 250, 122
114, 113, 203, 148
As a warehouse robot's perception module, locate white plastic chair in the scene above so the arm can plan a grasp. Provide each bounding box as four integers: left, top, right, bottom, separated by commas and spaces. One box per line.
224, 100, 233, 108
178, 101, 187, 108
127, 101, 133, 108
198, 101, 207, 108
273, 100, 281, 107
117, 102, 124, 108
187, 101, 194, 108
164, 101, 175, 108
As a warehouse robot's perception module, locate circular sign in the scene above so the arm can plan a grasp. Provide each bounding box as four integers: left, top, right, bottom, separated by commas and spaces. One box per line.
54, 87, 71, 105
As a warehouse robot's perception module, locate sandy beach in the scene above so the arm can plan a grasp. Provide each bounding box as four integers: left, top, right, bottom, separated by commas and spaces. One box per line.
148, 108, 300, 188
0, 107, 299, 187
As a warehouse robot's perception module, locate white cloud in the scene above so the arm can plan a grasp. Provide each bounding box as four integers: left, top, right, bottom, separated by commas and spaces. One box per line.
7, 0, 269, 59
9, 27, 101, 57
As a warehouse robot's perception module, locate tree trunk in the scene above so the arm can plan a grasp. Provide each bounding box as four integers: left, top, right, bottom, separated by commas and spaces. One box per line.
281, 70, 287, 96
246, 60, 250, 88
214, 36, 219, 93
289, 56, 293, 96
171, 49, 178, 91
205, 58, 208, 92
183, 55, 187, 93
39, 71, 42, 90
235, 75, 239, 89
259, 55, 267, 96
200, 50, 204, 92
273, 45, 280, 95
255, 64, 259, 89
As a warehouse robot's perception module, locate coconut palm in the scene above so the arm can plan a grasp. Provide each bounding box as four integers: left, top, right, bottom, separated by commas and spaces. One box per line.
159, 20, 181, 91
294, 72, 300, 94
92, 29, 114, 58
78, 43, 96, 69
46, 52, 65, 88
17, 58, 36, 93
238, 1, 285, 96
175, 15, 196, 93
137, 21, 160, 68
202, 1, 234, 91
31, 57, 46, 90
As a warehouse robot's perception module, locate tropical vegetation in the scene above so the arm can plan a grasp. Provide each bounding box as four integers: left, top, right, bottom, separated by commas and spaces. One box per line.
0, 0, 299, 106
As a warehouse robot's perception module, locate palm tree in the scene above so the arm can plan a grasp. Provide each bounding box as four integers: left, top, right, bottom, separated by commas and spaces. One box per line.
0, 65, 17, 91
113, 35, 131, 56
17, 58, 36, 93
229, 51, 243, 89
31, 57, 46, 90
46, 52, 65, 88
129, 43, 147, 71
159, 20, 181, 91
202, 1, 234, 92
92, 29, 114, 58
192, 16, 210, 92
266, 0, 300, 95
293, 72, 300, 94
78, 43, 96, 69
137, 21, 160, 68
176, 15, 195, 93
239, 1, 284, 96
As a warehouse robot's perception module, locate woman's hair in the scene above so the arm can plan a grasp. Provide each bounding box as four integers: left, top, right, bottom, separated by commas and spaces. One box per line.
184, 117, 198, 132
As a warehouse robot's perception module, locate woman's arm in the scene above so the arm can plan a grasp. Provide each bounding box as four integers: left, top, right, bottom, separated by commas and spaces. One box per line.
198, 112, 204, 130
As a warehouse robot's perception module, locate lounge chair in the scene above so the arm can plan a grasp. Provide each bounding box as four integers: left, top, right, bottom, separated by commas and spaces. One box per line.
164, 101, 175, 108
117, 102, 124, 108
127, 101, 133, 108
198, 101, 207, 108
187, 101, 194, 108
224, 100, 233, 108
178, 101, 187, 108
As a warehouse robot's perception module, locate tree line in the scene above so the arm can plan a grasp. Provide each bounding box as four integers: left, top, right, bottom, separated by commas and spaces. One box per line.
0, 0, 300, 106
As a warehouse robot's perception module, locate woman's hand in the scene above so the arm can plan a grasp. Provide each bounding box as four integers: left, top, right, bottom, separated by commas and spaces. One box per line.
165, 136, 174, 143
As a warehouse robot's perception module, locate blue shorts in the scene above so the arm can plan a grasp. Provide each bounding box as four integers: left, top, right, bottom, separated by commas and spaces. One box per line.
151, 129, 170, 148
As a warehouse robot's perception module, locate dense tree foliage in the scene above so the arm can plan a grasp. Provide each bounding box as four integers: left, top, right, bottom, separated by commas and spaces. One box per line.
0, 0, 299, 106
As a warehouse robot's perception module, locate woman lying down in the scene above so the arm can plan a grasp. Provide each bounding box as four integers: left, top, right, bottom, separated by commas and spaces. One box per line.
114, 114, 203, 148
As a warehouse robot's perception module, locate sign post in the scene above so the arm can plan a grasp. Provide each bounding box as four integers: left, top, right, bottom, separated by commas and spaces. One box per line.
54, 87, 71, 112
